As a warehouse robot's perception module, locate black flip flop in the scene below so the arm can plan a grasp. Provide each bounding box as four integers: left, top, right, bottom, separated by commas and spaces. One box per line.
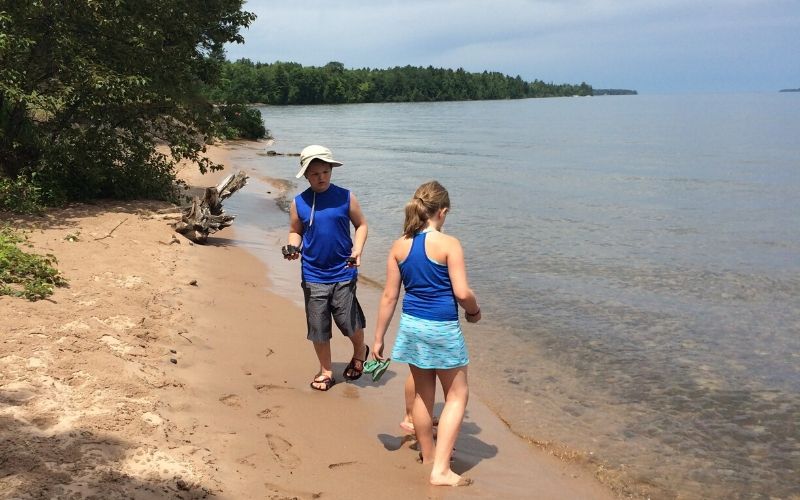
343, 345, 369, 380
310, 374, 336, 391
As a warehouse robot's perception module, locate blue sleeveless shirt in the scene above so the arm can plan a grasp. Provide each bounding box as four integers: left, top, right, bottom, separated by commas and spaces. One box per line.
294, 184, 357, 283
399, 232, 458, 321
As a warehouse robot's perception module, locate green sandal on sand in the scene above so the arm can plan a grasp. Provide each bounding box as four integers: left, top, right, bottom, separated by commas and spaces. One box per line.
363, 358, 391, 382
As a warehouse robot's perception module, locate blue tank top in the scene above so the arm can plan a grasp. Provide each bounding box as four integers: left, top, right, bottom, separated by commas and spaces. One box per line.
399, 232, 458, 321
294, 184, 357, 283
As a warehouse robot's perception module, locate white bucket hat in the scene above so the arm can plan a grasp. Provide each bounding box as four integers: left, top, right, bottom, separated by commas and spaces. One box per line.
296, 145, 343, 178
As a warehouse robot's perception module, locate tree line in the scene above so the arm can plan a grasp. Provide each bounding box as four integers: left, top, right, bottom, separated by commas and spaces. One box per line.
204, 60, 593, 105
592, 88, 638, 96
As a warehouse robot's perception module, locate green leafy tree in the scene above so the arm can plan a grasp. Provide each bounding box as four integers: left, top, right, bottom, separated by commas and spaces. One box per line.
0, 0, 255, 206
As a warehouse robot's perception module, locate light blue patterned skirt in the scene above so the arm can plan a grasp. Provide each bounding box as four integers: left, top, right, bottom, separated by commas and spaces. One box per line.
391, 313, 469, 369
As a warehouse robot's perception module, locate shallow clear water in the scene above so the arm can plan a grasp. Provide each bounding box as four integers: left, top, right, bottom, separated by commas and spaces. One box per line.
227, 94, 800, 499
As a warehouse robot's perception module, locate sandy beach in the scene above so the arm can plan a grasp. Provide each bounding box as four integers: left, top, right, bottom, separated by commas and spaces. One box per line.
0, 144, 617, 499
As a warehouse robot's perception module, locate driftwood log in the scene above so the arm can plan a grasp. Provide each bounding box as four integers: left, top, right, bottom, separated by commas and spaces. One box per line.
173, 171, 248, 243
265, 150, 300, 157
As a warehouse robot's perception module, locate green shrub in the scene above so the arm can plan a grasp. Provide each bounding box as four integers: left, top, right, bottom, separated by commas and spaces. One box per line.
0, 226, 68, 300
217, 104, 269, 140
0, 174, 48, 214
28, 126, 183, 203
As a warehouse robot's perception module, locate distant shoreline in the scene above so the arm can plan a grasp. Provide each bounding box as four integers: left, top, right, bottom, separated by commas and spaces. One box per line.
593, 88, 638, 96
779, 88, 800, 92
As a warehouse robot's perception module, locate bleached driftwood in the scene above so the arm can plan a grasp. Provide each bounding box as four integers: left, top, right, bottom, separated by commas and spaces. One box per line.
173, 171, 248, 243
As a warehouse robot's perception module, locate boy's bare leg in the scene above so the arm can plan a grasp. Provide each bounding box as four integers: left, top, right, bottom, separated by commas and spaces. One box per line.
311, 341, 334, 389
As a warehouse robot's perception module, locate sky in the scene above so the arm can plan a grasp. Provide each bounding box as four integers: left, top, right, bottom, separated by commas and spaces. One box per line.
225, 0, 800, 93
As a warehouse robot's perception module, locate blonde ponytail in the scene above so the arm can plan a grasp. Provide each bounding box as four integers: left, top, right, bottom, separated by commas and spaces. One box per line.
402, 181, 451, 238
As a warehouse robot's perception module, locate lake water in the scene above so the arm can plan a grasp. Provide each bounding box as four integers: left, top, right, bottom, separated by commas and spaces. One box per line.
223, 94, 800, 499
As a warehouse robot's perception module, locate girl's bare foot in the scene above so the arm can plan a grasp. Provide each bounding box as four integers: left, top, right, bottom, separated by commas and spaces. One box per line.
430, 470, 472, 487
400, 418, 438, 437
399, 420, 415, 434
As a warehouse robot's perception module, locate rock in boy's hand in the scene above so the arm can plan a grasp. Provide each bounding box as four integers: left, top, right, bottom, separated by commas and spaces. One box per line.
281, 245, 301, 260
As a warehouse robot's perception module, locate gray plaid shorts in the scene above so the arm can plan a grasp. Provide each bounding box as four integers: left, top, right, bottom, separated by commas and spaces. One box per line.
301, 279, 366, 342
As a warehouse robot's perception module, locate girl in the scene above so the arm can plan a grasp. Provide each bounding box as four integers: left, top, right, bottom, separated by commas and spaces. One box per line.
372, 181, 481, 487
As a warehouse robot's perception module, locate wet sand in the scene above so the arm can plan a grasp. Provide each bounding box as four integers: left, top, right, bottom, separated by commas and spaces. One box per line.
0, 144, 616, 499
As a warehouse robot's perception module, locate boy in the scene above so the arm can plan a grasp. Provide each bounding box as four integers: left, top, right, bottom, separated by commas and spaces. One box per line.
284, 145, 369, 391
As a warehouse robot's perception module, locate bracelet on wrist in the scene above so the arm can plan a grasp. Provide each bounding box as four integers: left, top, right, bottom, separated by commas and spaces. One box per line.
466, 308, 480, 316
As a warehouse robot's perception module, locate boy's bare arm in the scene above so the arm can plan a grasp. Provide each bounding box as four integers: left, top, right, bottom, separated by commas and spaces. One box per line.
349, 194, 368, 264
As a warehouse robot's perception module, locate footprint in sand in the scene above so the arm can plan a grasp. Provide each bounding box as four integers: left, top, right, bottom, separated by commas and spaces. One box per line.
100, 334, 132, 355
219, 394, 242, 407
236, 454, 258, 469
59, 320, 91, 333
254, 383, 289, 393
264, 481, 322, 499
256, 407, 281, 419
265, 434, 300, 469
95, 315, 137, 332
116, 275, 144, 289
30, 413, 59, 431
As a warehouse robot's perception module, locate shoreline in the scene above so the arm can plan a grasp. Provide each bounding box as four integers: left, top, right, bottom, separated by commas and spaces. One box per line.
0, 143, 617, 498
